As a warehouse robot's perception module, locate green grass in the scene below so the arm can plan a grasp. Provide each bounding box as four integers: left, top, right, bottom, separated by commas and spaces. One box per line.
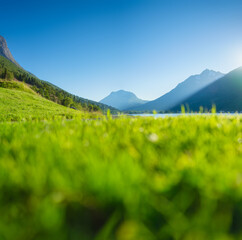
0, 79, 36, 94
0, 115, 241, 240
0, 85, 97, 121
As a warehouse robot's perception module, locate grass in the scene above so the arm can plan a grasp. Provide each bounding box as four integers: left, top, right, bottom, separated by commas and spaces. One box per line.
0, 114, 241, 240
0, 83, 98, 121
0, 79, 36, 94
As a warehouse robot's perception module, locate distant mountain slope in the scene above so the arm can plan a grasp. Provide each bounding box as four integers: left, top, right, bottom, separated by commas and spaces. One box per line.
171, 67, 242, 112
100, 90, 148, 110
128, 69, 224, 111
0, 35, 118, 113
0, 36, 21, 67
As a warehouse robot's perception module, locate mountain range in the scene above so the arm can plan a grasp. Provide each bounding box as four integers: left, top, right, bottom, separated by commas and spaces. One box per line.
100, 90, 148, 110
1, 35, 242, 113
171, 67, 242, 112
126, 69, 224, 111
101, 67, 242, 112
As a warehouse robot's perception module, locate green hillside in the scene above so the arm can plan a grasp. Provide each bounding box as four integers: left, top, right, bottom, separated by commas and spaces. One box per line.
0, 79, 37, 94
0, 56, 118, 113
0, 80, 96, 121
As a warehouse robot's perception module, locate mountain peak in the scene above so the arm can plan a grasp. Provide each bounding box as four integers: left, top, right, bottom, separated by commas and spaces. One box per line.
128, 69, 225, 111
201, 69, 224, 76
0, 35, 5, 42
0, 35, 20, 67
100, 90, 148, 110
111, 90, 134, 96
201, 69, 212, 74
171, 67, 242, 112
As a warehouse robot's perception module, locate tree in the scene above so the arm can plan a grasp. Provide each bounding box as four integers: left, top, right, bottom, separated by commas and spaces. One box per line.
93, 105, 101, 112
3, 69, 14, 80
88, 104, 93, 111
62, 97, 73, 107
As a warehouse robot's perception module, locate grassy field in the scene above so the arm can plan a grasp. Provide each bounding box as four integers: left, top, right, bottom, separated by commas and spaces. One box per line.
0, 114, 242, 240
0, 82, 97, 121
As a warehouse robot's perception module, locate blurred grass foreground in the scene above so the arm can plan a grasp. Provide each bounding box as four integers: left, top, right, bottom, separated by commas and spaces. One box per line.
0, 115, 242, 240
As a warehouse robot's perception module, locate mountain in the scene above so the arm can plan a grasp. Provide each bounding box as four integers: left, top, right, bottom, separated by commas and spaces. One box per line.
100, 90, 148, 110
128, 69, 224, 111
0, 36, 21, 67
171, 67, 242, 112
0, 36, 118, 113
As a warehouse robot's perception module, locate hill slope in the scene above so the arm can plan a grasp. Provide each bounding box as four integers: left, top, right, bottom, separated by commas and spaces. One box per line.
171, 67, 242, 112
100, 90, 148, 110
129, 69, 224, 111
0, 80, 94, 121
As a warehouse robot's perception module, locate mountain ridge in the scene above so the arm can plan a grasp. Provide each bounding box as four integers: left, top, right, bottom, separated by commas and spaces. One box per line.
171, 67, 242, 112
0, 36, 21, 67
127, 69, 224, 111
100, 90, 148, 110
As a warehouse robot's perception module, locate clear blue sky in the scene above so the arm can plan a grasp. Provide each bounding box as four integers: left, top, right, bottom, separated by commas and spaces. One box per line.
1, 0, 242, 101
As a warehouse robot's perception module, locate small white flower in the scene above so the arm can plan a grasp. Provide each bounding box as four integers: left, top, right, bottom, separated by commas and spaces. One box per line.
52, 192, 64, 203
103, 133, 108, 138
148, 133, 159, 143
84, 140, 89, 147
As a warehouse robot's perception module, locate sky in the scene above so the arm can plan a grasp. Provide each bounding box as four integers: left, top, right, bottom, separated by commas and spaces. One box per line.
1, 0, 242, 101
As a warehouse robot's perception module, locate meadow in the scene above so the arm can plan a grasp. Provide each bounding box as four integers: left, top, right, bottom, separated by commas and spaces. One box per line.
0, 114, 242, 240
0, 82, 97, 121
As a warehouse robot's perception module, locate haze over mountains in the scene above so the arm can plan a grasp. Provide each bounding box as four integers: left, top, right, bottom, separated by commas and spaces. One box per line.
96, 66, 242, 113
100, 90, 148, 110
171, 67, 242, 112
127, 69, 224, 111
